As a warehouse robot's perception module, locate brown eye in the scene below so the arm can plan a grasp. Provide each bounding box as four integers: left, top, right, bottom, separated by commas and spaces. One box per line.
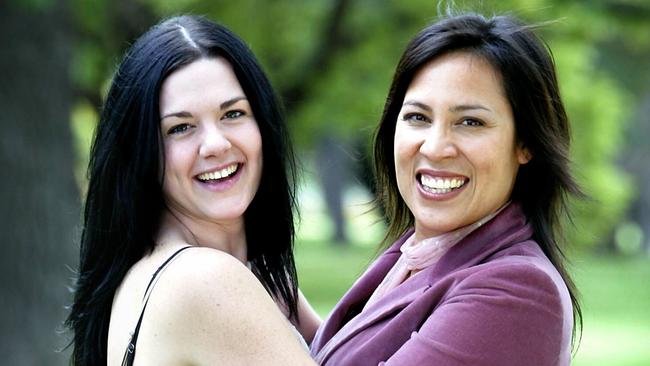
460, 118, 483, 127
403, 113, 429, 123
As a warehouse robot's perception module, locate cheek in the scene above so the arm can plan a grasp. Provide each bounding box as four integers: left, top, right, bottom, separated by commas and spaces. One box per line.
394, 154, 413, 198
249, 127, 263, 167
163, 145, 185, 175
474, 145, 504, 176
393, 129, 414, 166
394, 129, 421, 189
161, 143, 194, 192
244, 125, 263, 185
253, 135, 263, 165
474, 146, 520, 196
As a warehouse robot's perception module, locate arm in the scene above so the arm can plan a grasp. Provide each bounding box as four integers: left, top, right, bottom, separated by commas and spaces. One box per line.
383, 263, 567, 366
295, 289, 322, 345
148, 248, 317, 365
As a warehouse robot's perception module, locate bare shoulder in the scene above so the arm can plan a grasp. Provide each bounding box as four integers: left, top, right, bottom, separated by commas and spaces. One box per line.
149, 247, 275, 326
139, 247, 314, 365
164, 247, 258, 292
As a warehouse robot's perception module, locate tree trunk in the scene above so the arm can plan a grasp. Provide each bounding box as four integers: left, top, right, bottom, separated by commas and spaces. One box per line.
316, 135, 351, 244
0, 2, 79, 364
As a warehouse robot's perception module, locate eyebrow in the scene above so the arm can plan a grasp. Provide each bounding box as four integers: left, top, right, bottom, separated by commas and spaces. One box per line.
220, 96, 247, 110
402, 100, 491, 114
160, 96, 248, 120
402, 100, 432, 112
449, 104, 491, 113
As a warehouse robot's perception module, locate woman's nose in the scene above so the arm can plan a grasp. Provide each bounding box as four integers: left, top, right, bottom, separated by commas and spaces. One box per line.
199, 125, 232, 157
419, 126, 458, 160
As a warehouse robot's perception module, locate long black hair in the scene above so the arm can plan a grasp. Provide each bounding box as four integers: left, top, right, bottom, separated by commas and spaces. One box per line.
65, 15, 299, 365
373, 13, 582, 341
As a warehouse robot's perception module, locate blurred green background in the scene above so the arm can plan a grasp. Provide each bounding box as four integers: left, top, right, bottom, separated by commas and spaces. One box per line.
1, 0, 649, 364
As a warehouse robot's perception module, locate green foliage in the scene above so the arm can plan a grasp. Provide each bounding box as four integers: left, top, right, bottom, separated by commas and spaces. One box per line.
552, 39, 634, 248
143, 0, 331, 92
68, 0, 649, 249
70, 101, 97, 193
71, 42, 109, 93
69, 0, 114, 93
8, 0, 55, 12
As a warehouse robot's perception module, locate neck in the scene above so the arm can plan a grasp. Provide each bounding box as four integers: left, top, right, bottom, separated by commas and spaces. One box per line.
414, 201, 511, 243
155, 208, 248, 263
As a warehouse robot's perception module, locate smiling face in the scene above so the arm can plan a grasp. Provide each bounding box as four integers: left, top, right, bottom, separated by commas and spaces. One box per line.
159, 57, 262, 227
394, 51, 530, 241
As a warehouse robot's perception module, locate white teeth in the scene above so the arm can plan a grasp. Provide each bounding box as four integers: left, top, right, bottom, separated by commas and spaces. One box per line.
197, 164, 238, 181
420, 175, 465, 193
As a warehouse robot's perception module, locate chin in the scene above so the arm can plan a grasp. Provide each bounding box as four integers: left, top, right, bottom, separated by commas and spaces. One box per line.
415, 215, 464, 236
212, 211, 246, 221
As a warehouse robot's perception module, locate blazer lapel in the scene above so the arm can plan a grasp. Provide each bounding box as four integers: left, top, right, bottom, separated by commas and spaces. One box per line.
312, 203, 534, 363
313, 276, 432, 363
433, 203, 533, 275
310, 232, 409, 359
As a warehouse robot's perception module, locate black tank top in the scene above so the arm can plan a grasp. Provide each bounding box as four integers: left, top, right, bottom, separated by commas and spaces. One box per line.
121, 246, 192, 366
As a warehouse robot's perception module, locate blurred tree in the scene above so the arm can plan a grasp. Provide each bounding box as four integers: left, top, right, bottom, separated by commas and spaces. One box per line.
0, 1, 78, 364
70, 0, 156, 110
127, 0, 365, 244
532, 0, 650, 253
68, 0, 157, 186
594, 1, 650, 254
0, 1, 158, 363
2, 0, 642, 363
69, 0, 646, 251
282, 0, 642, 251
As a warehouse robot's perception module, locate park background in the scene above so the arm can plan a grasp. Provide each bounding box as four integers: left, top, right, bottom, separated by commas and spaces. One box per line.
1, 0, 649, 364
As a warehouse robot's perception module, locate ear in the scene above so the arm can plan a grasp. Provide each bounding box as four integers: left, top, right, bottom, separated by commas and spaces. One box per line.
516, 143, 532, 165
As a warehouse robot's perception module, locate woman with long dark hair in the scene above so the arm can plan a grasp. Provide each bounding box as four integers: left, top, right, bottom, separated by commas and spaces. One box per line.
311, 12, 582, 365
66, 15, 319, 365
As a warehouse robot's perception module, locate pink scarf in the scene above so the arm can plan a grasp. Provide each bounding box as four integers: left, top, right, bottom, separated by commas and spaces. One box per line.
363, 203, 510, 310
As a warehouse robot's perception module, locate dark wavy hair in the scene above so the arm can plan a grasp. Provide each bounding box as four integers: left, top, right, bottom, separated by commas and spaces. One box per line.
373, 13, 582, 341
65, 15, 299, 365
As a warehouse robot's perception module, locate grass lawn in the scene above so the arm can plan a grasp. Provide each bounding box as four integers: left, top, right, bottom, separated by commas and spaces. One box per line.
295, 240, 650, 365
295, 239, 378, 316
571, 254, 650, 365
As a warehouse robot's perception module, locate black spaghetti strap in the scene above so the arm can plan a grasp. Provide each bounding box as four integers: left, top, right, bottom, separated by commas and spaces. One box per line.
121, 246, 193, 366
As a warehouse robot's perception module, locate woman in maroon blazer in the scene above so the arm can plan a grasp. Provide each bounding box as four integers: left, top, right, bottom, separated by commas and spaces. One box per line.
311, 13, 581, 366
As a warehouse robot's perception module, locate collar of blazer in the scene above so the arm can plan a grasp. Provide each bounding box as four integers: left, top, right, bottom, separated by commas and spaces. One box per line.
311, 202, 533, 363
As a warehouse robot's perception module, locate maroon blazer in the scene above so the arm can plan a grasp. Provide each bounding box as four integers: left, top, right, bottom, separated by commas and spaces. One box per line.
310, 203, 573, 365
